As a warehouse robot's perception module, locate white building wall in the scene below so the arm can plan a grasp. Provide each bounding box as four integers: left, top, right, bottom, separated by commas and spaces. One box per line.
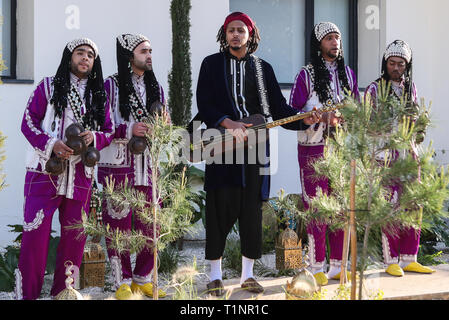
385, 0, 449, 166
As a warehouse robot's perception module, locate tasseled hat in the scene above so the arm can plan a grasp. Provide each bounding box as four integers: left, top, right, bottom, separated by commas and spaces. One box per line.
117, 34, 150, 53
309, 22, 349, 106
379, 40, 414, 104
51, 37, 106, 128
66, 38, 99, 58
384, 40, 412, 63
314, 22, 341, 42
115, 33, 160, 121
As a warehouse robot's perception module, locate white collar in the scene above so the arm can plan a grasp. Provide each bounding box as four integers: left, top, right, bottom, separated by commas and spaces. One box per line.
325, 59, 338, 72
132, 72, 145, 84
70, 72, 88, 87
391, 79, 404, 88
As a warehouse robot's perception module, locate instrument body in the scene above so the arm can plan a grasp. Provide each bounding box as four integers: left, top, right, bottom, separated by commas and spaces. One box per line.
45, 123, 101, 174
127, 101, 166, 155
188, 114, 267, 163
187, 104, 344, 163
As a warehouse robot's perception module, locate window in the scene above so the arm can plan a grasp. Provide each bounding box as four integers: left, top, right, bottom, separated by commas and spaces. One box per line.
312, 0, 358, 77
229, 0, 358, 85
230, 0, 306, 85
0, 0, 16, 79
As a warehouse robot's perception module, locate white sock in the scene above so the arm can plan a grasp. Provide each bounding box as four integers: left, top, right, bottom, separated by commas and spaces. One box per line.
240, 256, 255, 284
327, 265, 342, 279
399, 260, 414, 268
311, 267, 324, 275
208, 258, 222, 281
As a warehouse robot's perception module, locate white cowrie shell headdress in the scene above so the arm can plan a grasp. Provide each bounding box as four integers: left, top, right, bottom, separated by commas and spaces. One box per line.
117, 34, 150, 52
384, 40, 412, 63
314, 22, 341, 42
66, 38, 99, 58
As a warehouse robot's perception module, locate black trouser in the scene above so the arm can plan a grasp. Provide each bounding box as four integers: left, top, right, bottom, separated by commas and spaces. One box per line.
205, 164, 263, 260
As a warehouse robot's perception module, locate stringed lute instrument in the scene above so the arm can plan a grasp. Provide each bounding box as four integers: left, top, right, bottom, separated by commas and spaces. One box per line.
187, 103, 345, 163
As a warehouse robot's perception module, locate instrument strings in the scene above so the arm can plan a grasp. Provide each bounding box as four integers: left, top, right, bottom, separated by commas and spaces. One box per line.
190, 104, 341, 150
189, 115, 300, 149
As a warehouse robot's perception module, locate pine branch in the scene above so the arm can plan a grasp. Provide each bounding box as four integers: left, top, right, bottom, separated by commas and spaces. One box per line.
283, 81, 449, 282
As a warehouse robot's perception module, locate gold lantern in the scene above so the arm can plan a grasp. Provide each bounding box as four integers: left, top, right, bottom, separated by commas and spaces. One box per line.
275, 227, 302, 270
79, 241, 106, 289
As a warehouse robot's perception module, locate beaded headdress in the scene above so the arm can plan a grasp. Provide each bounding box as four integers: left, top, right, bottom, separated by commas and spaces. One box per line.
117, 34, 150, 52
66, 38, 99, 58
115, 33, 161, 122
314, 22, 341, 42
51, 37, 106, 128
384, 40, 412, 63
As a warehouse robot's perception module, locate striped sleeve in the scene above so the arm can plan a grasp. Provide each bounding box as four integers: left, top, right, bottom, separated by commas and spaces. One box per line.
289, 68, 310, 112
20, 78, 57, 159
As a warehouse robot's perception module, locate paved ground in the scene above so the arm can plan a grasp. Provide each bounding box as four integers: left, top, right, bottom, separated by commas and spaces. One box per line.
1, 239, 447, 300
196, 264, 449, 300
65, 264, 448, 300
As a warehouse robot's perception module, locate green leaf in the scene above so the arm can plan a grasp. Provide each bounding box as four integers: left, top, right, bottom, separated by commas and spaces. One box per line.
45, 236, 60, 274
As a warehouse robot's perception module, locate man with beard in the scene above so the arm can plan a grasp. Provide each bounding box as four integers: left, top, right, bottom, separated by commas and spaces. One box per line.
366, 40, 434, 277
196, 12, 313, 296
16, 38, 114, 300
97, 34, 167, 300
289, 22, 360, 286
365, 40, 417, 104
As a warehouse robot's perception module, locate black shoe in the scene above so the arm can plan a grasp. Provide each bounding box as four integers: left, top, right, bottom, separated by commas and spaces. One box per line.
206, 279, 225, 296
241, 277, 264, 294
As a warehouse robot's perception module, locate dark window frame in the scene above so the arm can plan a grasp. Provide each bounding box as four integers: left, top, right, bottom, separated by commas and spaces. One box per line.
1, 0, 33, 84
1, 0, 17, 80
279, 0, 358, 89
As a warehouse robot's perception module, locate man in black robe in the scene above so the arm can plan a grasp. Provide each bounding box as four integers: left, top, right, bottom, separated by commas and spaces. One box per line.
196, 11, 315, 296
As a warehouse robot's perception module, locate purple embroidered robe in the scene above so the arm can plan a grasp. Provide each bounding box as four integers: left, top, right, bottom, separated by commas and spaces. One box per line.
289, 62, 359, 271
97, 74, 165, 187
97, 74, 165, 288
21, 75, 115, 201
365, 79, 418, 106
16, 74, 114, 300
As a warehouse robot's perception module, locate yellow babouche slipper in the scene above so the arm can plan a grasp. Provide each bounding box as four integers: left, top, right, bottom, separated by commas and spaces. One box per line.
402, 262, 435, 274
385, 264, 404, 277
131, 281, 167, 298
313, 272, 328, 286
115, 283, 133, 300
331, 271, 352, 281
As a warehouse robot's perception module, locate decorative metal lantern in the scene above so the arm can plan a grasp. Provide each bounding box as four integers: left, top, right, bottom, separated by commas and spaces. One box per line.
79, 241, 106, 289
275, 227, 302, 270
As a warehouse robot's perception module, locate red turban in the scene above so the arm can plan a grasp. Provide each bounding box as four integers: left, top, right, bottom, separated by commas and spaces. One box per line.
223, 12, 255, 36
